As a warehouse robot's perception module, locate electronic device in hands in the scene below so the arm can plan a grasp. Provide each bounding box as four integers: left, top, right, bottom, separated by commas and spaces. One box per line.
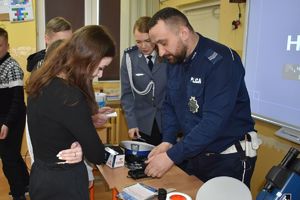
128, 168, 148, 180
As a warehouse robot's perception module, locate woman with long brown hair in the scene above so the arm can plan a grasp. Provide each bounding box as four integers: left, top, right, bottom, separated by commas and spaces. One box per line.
26, 25, 115, 200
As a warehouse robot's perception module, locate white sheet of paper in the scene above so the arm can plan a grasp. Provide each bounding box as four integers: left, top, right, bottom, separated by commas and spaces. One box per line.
106, 112, 117, 118
122, 183, 156, 200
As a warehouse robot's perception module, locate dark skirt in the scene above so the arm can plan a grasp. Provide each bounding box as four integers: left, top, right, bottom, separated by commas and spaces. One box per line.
29, 159, 89, 200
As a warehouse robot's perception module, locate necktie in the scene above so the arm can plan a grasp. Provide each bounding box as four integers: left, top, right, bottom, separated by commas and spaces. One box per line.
147, 55, 153, 71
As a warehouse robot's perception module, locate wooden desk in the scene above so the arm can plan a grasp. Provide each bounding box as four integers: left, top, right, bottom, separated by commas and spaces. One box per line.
97, 164, 203, 199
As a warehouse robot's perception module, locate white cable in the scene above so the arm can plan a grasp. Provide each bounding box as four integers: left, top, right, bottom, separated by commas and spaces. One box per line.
126, 53, 155, 99
242, 160, 246, 183
241, 136, 247, 183
228, 47, 235, 61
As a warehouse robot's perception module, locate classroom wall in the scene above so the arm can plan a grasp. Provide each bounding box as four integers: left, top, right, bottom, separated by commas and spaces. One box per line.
159, 0, 300, 198
218, 0, 245, 56
159, 0, 246, 55
0, 1, 36, 156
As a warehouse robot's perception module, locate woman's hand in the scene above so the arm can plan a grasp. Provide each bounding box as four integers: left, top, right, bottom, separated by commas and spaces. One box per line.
57, 142, 83, 164
0, 124, 9, 139
92, 107, 114, 128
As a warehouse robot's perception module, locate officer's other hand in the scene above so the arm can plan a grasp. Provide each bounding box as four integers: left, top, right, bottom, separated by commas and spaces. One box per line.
128, 128, 140, 139
144, 152, 174, 178
0, 124, 8, 139
56, 141, 83, 164
148, 142, 172, 158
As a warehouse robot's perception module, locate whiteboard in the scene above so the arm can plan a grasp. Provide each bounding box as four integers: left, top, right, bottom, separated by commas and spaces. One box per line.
243, 0, 300, 132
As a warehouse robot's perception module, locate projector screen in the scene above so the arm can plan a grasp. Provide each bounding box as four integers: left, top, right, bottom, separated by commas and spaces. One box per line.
243, 0, 300, 132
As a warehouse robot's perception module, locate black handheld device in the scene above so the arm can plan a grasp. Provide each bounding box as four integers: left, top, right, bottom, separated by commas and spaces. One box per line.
128, 168, 148, 179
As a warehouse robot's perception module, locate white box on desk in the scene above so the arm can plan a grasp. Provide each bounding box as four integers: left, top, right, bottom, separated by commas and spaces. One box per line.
104, 146, 125, 168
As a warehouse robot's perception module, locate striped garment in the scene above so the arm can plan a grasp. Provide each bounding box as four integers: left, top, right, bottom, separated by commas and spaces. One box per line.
0, 55, 24, 89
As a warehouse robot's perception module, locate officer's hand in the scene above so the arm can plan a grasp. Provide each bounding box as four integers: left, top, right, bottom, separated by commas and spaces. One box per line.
0, 124, 9, 139
145, 152, 174, 178
128, 128, 140, 139
148, 142, 172, 158
56, 142, 83, 164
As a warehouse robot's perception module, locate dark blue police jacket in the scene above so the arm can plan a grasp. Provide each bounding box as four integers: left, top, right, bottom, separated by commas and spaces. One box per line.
163, 34, 255, 164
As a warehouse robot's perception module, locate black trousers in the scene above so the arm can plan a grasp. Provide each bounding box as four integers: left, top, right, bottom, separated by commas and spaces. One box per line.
0, 115, 29, 197
29, 160, 89, 200
139, 120, 162, 146
184, 152, 257, 189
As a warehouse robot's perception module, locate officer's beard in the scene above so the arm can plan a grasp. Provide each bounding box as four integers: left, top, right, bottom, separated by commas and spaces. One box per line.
164, 45, 187, 64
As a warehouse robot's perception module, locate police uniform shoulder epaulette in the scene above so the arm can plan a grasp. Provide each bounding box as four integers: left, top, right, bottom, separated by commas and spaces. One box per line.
204, 49, 223, 65
124, 45, 138, 53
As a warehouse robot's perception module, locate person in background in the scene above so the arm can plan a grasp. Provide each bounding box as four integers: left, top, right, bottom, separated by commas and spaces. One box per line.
27, 16, 72, 72
26, 25, 116, 200
145, 7, 259, 188
121, 16, 167, 146
0, 27, 29, 200
43, 39, 64, 60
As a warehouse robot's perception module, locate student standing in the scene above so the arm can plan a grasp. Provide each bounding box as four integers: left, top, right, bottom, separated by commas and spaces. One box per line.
121, 16, 167, 146
145, 7, 259, 188
27, 16, 72, 72
26, 25, 115, 200
0, 28, 29, 200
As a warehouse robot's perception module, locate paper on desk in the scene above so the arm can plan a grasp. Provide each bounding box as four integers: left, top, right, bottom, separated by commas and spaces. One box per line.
118, 183, 156, 200
106, 112, 117, 118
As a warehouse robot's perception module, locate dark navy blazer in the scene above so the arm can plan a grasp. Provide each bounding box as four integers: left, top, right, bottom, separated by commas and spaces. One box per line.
163, 34, 255, 164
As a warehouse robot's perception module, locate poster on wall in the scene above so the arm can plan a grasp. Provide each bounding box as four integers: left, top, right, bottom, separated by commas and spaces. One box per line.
9, 0, 34, 22
0, 0, 9, 14
0, 0, 9, 20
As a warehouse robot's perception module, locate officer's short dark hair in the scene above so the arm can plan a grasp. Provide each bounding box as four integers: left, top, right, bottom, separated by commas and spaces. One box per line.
148, 7, 194, 32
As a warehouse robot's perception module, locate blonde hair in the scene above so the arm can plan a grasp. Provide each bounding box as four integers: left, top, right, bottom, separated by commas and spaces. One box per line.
45, 17, 72, 35
133, 16, 151, 33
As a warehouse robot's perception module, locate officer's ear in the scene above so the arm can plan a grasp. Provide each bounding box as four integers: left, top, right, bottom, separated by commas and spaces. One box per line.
179, 25, 189, 42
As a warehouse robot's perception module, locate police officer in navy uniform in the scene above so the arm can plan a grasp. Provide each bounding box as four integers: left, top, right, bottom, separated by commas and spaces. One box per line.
145, 7, 260, 188
121, 16, 167, 146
